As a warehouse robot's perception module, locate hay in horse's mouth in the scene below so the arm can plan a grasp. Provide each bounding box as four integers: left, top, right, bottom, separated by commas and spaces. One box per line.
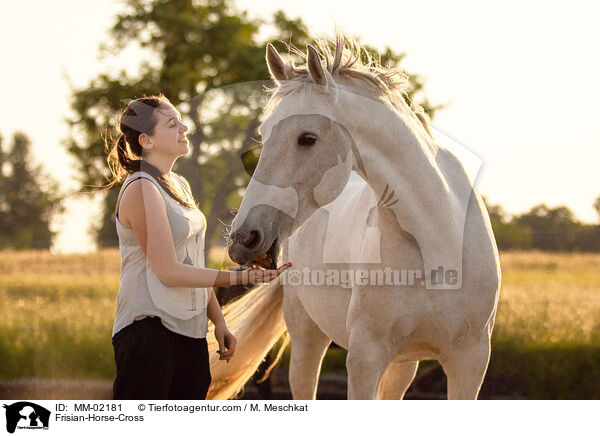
248, 238, 278, 269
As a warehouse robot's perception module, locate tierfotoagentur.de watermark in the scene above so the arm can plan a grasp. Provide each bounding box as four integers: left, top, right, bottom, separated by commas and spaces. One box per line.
279, 266, 459, 289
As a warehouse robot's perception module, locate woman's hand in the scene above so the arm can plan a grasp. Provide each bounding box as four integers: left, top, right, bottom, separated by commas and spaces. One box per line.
214, 322, 236, 362
245, 262, 292, 284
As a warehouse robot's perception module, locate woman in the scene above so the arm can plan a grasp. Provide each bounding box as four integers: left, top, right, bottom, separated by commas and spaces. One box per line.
106, 95, 291, 400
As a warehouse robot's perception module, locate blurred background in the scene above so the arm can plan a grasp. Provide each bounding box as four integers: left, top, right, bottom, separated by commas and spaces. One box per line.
0, 0, 598, 399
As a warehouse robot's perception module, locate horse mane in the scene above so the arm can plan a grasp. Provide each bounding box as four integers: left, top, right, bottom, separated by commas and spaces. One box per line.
265, 33, 435, 144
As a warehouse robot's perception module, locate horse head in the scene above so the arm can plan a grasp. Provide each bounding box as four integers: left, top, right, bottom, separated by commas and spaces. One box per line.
228, 43, 359, 267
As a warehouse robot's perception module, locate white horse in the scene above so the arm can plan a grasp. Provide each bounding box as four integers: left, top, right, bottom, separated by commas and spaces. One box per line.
209, 36, 500, 400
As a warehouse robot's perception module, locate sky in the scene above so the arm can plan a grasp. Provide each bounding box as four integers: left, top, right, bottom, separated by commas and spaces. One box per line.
0, 0, 599, 253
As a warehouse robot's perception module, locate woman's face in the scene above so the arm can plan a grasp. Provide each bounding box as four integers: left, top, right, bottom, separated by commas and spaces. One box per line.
144, 102, 189, 159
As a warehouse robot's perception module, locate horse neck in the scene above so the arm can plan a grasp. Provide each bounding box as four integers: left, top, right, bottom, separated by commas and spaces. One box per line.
345, 93, 442, 221
341, 90, 469, 288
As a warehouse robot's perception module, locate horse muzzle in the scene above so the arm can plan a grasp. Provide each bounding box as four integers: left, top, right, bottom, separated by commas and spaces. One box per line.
228, 230, 279, 269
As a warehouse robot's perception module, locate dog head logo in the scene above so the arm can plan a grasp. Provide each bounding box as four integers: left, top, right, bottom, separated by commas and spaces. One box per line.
3, 402, 50, 434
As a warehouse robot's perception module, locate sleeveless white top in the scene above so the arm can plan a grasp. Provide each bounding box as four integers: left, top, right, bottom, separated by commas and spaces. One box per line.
111, 171, 209, 339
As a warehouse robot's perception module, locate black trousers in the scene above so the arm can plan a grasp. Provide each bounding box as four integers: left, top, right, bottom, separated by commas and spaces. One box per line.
112, 316, 211, 400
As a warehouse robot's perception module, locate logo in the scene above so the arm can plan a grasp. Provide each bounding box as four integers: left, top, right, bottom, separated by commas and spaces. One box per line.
3, 402, 50, 434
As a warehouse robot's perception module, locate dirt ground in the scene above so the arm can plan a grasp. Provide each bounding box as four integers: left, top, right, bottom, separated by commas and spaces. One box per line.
0, 365, 522, 400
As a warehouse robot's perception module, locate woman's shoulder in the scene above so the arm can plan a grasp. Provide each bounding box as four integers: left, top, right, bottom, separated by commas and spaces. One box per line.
121, 171, 159, 187
119, 173, 160, 198
117, 176, 166, 228
120, 176, 163, 202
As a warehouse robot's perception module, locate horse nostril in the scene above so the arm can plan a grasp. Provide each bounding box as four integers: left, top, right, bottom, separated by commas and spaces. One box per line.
245, 230, 262, 250
231, 229, 263, 250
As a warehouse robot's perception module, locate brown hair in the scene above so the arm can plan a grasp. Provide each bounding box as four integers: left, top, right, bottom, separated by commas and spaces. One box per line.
105, 95, 195, 208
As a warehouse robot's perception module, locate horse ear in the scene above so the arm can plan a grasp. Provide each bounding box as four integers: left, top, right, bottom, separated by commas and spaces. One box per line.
307, 45, 328, 87
266, 43, 290, 85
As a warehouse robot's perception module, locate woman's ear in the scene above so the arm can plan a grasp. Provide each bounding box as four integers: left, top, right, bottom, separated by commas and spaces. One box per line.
138, 133, 152, 150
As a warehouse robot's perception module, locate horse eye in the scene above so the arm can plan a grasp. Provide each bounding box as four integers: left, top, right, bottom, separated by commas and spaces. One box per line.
297, 132, 318, 147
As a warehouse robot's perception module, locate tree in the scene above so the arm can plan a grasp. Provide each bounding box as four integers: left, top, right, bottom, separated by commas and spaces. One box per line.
66, 0, 436, 252
483, 198, 532, 250
594, 196, 600, 223
0, 132, 63, 249
483, 198, 600, 252
514, 204, 581, 251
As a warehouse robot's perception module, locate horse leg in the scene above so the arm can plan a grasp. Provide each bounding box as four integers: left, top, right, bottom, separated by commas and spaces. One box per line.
440, 330, 491, 400
284, 289, 332, 400
376, 357, 419, 400
346, 330, 394, 400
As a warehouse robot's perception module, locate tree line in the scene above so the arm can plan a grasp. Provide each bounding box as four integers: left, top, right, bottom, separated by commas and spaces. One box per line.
1, 129, 599, 253
2, 127, 599, 253
486, 200, 600, 252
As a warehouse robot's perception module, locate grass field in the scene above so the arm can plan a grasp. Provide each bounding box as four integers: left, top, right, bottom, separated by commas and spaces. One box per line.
0, 249, 598, 398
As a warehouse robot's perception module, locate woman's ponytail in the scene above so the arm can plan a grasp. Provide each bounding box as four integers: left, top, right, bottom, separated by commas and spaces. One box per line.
116, 134, 141, 174
116, 135, 128, 168
105, 134, 139, 189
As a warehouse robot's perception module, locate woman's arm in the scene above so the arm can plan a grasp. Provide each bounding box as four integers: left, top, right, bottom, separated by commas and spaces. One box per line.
119, 178, 290, 288
206, 288, 236, 361
206, 288, 225, 327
